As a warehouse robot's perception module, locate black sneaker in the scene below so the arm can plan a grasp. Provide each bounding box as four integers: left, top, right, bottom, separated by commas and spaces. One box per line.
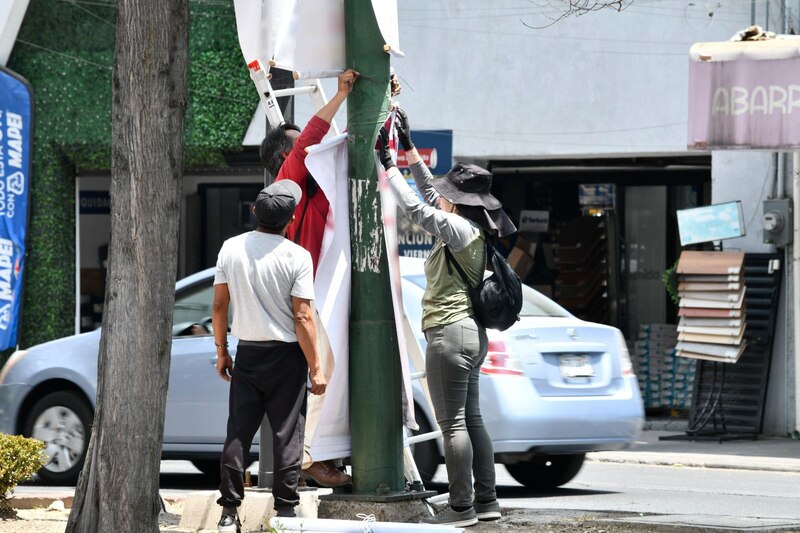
217, 513, 241, 533
275, 507, 296, 518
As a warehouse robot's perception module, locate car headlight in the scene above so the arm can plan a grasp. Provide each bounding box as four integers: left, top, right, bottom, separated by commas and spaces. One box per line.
0, 349, 28, 385
615, 331, 634, 376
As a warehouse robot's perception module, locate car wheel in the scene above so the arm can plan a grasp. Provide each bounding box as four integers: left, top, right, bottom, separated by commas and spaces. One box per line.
504, 453, 585, 490
410, 410, 440, 485
23, 391, 93, 485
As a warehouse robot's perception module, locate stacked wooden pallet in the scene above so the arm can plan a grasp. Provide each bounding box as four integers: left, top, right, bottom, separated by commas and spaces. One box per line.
553, 216, 608, 323
676, 251, 746, 363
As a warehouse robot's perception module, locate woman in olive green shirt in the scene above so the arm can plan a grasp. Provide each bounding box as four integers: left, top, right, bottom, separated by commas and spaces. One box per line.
378, 109, 516, 528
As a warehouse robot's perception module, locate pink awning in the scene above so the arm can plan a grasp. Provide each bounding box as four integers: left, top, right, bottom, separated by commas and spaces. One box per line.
688, 39, 800, 150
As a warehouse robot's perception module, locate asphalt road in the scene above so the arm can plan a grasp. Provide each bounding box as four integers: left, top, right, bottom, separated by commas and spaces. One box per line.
511, 460, 800, 520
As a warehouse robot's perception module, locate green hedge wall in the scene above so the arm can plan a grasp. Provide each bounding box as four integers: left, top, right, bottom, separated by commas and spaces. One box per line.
6, 0, 258, 349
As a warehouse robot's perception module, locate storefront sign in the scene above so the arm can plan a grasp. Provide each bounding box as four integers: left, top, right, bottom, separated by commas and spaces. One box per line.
676, 201, 745, 246
688, 48, 800, 149
396, 130, 452, 175
396, 131, 452, 258
579, 184, 615, 208
397, 179, 434, 258
79, 191, 111, 215
519, 210, 549, 233
0, 67, 32, 350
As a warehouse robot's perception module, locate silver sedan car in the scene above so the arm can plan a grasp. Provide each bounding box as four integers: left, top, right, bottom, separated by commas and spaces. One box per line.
0, 257, 644, 488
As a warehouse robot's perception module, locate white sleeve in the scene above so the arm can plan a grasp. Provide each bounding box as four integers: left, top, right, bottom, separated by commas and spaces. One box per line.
385, 166, 479, 251
291, 251, 315, 300
213, 243, 228, 285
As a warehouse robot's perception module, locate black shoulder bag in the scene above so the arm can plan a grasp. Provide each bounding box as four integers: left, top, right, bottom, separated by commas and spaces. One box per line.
444, 237, 523, 331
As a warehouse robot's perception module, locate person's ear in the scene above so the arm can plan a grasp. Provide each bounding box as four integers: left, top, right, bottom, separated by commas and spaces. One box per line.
281, 215, 296, 236
251, 205, 257, 216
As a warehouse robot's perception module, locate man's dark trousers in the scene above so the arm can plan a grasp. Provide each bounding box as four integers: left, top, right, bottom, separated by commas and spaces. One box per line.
217, 341, 308, 513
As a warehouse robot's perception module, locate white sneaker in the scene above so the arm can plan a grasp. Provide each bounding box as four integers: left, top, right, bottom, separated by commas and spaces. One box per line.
217, 513, 241, 533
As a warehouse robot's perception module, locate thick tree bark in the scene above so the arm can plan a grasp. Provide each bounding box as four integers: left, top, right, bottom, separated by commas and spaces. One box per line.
66, 1, 188, 532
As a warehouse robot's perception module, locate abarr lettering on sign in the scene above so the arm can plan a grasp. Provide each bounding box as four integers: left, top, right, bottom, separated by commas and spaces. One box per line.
711, 85, 800, 116
689, 56, 800, 149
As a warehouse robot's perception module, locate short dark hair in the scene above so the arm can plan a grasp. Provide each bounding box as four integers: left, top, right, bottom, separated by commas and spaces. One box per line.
260, 122, 301, 177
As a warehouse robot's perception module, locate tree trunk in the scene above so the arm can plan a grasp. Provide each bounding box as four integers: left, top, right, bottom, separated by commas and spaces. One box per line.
66, 1, 188, 531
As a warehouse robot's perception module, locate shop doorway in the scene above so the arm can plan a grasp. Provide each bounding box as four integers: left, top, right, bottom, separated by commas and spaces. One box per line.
490, 156, 711, 338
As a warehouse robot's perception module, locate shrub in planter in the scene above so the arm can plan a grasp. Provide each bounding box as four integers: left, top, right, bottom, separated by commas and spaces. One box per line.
0, 434, 46, 519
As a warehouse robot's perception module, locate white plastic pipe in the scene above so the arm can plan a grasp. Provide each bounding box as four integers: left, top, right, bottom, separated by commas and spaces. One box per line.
406, 430, 441, 446
269, 517, 464, 532
271, 85, 318, 98
794, 151, 800, 438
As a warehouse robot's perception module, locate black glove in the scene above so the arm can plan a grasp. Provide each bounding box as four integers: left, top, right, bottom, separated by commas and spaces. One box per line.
377, 127, 395, 170
395, 107, 414, 151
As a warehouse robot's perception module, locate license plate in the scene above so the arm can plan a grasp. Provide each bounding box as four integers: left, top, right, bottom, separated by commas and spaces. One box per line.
559, 354, 595, 379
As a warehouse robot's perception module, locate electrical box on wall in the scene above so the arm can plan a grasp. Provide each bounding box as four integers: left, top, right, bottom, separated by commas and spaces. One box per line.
762, 199, 792, 247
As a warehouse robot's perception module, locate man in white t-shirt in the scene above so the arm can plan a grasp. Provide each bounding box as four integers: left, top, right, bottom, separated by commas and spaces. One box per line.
212, 180, 326, 531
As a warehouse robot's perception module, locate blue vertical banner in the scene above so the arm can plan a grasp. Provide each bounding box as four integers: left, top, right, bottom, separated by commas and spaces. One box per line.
0, 67, 33, 350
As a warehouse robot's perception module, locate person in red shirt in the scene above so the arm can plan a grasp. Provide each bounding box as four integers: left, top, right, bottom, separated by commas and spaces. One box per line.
258, 69, 359, 489
261, 69, 359, 274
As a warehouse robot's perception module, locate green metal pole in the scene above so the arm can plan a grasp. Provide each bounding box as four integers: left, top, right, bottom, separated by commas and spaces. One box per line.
345, 1, 404, 495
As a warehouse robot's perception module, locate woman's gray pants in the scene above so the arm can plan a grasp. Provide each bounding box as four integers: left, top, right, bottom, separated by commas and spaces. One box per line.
424, 317, 496, 508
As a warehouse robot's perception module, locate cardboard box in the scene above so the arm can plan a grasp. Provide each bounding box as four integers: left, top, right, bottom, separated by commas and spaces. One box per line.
514, 235, 534, 256
507, 246, 534, 280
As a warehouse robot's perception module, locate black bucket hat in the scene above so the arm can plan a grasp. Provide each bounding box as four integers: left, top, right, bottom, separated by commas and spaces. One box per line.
431, 163, 501, 209
432, 163, 517, 237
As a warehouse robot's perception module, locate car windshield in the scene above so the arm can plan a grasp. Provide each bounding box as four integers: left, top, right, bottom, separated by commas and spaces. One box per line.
403, 274, 569, 318
172, 282, 215, 336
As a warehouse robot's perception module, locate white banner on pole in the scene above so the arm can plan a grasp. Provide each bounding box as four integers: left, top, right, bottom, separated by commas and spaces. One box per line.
378, 113, 417, 430
371, 0, 404, 57
232, 0, 295, 67
273, 0, 346, 79
234, 0, 401, 79
304, 134, 352, 461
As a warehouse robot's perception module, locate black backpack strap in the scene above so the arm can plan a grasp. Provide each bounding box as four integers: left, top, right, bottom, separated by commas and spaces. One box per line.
443, 244, 475, 291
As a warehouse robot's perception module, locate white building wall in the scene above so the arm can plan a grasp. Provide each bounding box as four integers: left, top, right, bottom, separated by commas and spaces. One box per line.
390, 1, 758, 160
711, 151, 776, 254
290, 2, 763, 160
711, 151, 790, 435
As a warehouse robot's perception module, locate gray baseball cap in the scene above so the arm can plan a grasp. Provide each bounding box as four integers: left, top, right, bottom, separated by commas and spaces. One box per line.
254, 180, 302, 230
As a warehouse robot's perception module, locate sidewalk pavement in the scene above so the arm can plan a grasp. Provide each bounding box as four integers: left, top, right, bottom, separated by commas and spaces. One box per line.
587, 425, 800, 473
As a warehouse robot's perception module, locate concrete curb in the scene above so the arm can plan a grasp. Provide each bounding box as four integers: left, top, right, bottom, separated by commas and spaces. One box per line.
179, 489, 331, 532
9, 492, 187, 511
9, 493, 74, 510
587, 451, 800, 473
